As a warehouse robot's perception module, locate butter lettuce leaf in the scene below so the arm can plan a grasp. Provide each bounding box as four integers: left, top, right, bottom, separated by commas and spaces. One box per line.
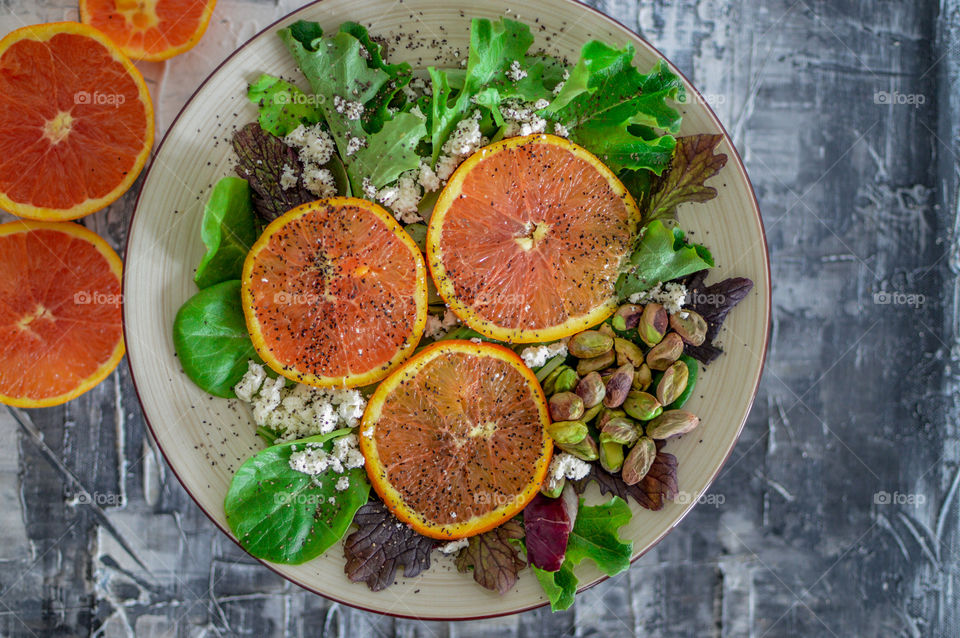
247, 74, 323, 138
351, 111, 427, 189
616, 220, 714, 299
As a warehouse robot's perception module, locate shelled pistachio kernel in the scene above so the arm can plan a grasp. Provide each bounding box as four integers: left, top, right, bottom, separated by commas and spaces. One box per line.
623, 390, 663, 421
645, 410, 700, 440
549, 392, 585, 421
556, 434, 599, 461
599, 441, 624, 472
622, 436, 657, 485
546, 420, 588, 445
553, 367, 579, 394
647, 332, 684, 371
575, 371, 606, 408
638, 303, 668, 346
632, 363, 653, 391
615, 337, 645, 367
670, 309, 708, 346
599, 416, 639, 446
568, 330, 614, 358
575, 349, 616, 375
603, 364, 635, 408
656, 360, 689, 406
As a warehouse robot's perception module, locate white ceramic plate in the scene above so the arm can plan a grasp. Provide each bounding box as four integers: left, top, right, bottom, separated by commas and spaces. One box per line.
124, 0, 770, 619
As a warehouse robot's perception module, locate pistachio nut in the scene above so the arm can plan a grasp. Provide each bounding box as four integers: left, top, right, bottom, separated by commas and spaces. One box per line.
541, 364, 570, 395
557, 433, 599, 461
599, 441, 625, 473
646, 332, 684, 371
582, 402, 604, 423
596, 407, 627, 430
669, 309, 708, 346
621, 437, 657, 485
603, 364, 635, 408
598, 322, 616, 338
645, 410, 700, 440
540, 476, 566, 498
568, 330, 615, 359
632, 363, 653, 391
549, 392, 585, 421
575, 371, 606, 408
553, 367, 580, 394
614, 304, 643, 330
546, 420, 588, 445
656, 360, 689, 406
614, 337, 645, 367
599, 417, 640, 446
638, 303, 668, 347
623, 390, 662, 421
576, 349, 616, 375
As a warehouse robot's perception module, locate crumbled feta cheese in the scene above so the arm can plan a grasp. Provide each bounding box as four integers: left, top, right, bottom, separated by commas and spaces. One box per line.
501, 100, 547, 138
628, 282, 688, 314
553, 122, 570, 138
234, 361, 267, 402
410, 76, 432, 96
332, 434, 365, 470
439, 538, 469, 554
470, 337, 483, 344
335, 476, 351, 491
552, 69, 570, 95
362, 177, 377, 200
548, 452, 592, 483
507, 60, 528, 82
236, 362, 367, 442
284, 124, 335, 166
401, 84, 419, 102
418, 161, 441, 192
520, 342, 568, 369
289, 442, 338, 475
533, 98, 550, 110
333, 95, 364, 120
279, 164, 298, 190
302, 166, 336, 198
424, 308, 461, 339
435, 111, 488, 180
345, 135, 366, 156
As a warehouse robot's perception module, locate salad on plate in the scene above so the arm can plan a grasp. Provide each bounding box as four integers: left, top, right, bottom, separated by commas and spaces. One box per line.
171, 16, 754, 611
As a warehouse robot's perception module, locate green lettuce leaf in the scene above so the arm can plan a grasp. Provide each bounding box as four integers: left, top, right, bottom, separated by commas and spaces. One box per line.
247, 74, 323, 137
531, 497, 634, 611
338, 21, 413, 133
194, 177, 258, 289
279, 21, 426, 191
616, 220, 714, 299
545, 42, 684, 174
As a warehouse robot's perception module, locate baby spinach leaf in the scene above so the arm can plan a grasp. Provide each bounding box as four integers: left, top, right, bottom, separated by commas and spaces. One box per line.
173, 280, 260, 398
247, 74, 323, 138
616, 221, 714, 299
232, 122, 315, 222
343, 500, 436, 591
529, 497, 634, 611
225, 430, 370, 565
194, 177, 259, 289
640, 134, 729, 226
544, 42, 683, 174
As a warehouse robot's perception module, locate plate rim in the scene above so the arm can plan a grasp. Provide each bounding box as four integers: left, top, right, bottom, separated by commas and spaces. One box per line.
122, 0, 771, 620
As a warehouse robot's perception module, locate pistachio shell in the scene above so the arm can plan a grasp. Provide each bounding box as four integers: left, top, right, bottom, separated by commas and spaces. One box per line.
647, 332, 684, 371
622, 437, 657, 485
656, 360, 689, 406
568, 330, 614, 358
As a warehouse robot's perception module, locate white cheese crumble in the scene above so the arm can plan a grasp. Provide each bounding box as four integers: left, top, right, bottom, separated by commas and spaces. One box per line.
501, 100, 548, 138
302, 166, 336, 198
520, 342, 568, 369
553, 122, 570, 138
507, 60, 528, 82
333, 95, 364, 120
553, 69, 570, 95
287, 433, 365, 477
436, 110, 488, 180
235, 362, 368, 442
362, 177, 377, 200
335, 476, 351, 491
376, 172, 423, 222
418, 161, 441, 192
425, 308, 461, 339
345, 135, 366, 156
439, 538, 469, 554
548, 452, 592, 483
628, 282, 688, 314
284, 124, 335, 166
279, 164, 298, 191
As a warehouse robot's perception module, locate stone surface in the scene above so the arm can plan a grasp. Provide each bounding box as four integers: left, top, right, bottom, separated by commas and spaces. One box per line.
0, 0, 955, 636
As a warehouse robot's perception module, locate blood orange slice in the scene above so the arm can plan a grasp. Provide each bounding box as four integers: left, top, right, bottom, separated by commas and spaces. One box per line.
427, 134, 640, 343
242, 197, 428, 389
80, 0, 217, 62
0, 221, 124, 407
0, 22, 154, 221
360, 340, 552, 540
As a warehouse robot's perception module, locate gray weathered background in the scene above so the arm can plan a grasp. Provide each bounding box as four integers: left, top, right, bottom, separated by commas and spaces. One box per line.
1, 0, 957, 636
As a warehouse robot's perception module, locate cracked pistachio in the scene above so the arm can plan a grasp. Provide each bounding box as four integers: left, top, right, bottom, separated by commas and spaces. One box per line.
613, 304, 643, 332
632, 363, 653, 391
596, 407, 627, 430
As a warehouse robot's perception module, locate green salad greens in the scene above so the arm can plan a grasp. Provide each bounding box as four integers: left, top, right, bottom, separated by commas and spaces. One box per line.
171, 14, 754, 613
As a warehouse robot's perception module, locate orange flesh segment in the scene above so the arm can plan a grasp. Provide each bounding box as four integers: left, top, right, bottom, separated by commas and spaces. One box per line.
0, 222, 123, 406
428, 135, 639, 342
361, 341, 552, 539
0, 24, 153, 219
243, 198, 427, 388
81, 0, 217, 61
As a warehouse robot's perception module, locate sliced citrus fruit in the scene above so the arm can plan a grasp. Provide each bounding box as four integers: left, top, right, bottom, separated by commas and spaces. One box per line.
0, 220, 124, 407
0, 22, 154, 221
242, 197, 428, 389
80, 0, 217, 62
427, 133, 640, 343
360, 340, 553, 539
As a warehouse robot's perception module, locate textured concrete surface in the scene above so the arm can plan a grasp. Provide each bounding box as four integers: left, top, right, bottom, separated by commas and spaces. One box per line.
0, 0, 956, 636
